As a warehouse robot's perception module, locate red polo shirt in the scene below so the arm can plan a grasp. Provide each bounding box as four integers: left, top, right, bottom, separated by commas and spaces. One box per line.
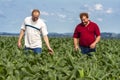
73, 21, 100, 47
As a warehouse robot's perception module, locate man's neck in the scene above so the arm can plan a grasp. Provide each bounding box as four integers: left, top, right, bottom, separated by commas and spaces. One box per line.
85, 21, 90, 27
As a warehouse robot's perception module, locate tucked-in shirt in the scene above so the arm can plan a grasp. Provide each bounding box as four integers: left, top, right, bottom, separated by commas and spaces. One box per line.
73, 21, 100, 47
21, 16, 48, 48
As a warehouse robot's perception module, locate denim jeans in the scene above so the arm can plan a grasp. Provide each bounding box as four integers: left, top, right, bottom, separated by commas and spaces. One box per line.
80, 46, 96, 56
25, 47, 42, 54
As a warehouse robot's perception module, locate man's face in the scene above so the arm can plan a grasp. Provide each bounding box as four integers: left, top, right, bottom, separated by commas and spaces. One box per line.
32, 12, 40, 22
81, 16, 89, 26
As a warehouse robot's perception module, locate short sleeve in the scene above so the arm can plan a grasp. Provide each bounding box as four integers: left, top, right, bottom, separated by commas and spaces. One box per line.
21, 18, 26, 30
94, 24, 100, 36
41, 22, 48, 36
73, 26, 79, 38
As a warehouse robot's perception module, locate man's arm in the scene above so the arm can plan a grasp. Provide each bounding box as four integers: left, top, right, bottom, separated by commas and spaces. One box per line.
73, 38, 79, 51
43, 35, 54, 54
90, 35, 101, 49
17, 29, 25, 48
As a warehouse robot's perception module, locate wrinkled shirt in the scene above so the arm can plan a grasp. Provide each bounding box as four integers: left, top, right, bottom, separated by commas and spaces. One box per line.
21, 16, 48, 48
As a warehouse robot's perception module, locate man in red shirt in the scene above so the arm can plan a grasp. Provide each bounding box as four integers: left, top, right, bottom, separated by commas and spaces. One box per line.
73, 12, 101, 56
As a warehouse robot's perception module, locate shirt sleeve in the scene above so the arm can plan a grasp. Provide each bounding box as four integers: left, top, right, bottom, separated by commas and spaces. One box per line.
41, 22, 48, 36
73, 26, 79, 38
94, 24, 100, 36
21, 19, 26, 30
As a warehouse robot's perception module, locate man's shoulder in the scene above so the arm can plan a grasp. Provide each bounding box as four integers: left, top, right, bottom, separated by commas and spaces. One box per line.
22, 16, 31, 23
76, 23, 82, 27
25, 16, 31, 19
38, 18, 46, 25
38, 18, 45, 22
89, 21, 99, 28
90, 21, 97, 25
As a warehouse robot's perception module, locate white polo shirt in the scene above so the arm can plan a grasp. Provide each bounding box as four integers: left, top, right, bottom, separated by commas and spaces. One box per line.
21, 16, 48, 48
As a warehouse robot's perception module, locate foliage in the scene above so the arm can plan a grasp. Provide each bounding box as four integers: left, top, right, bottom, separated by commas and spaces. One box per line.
0, 36, 120, 80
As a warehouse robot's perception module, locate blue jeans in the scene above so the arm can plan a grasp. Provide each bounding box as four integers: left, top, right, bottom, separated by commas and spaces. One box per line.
25, 47, 42, 54
80, 46, 96, 56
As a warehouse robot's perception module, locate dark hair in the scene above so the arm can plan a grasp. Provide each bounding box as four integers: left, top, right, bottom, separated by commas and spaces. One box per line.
80, 12, 89, 19
32, 9, 40, 15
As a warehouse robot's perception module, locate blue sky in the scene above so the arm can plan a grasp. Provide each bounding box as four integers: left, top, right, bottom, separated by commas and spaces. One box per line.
0, 0, 120, 33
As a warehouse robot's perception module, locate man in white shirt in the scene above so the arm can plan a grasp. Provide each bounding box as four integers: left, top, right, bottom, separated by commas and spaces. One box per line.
17, 9, 53, 54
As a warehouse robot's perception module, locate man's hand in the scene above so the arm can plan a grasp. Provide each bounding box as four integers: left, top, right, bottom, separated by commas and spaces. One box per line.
90, 42, 96, 49
90, 36, 100, 49
48, 48, 54, 54
73, 38, 79, 51
17, 41, 22, 48
74, 46, 79, 51
17, 29, 25, 49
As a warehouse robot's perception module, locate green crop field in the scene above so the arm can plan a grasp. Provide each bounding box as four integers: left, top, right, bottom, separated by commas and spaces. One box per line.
0, 36, 120, 80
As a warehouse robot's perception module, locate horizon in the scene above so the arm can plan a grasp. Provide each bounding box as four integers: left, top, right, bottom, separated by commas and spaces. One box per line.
0, 31, 120, 34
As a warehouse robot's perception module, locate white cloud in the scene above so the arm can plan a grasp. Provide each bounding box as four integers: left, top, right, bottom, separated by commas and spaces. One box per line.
94, 4, 103, 10
0, 0, 13, 3
58, 14, 66, 19
0, 10, 3, 14
7, 0, 13, 1
84, 4, 88, 8
0, 0, 13, 1
106, 8, 112, 14
97, 18, 103, 22
50, 13, 55, 16
84, 4, 94, 12
41, 18, 47, 22
41, 11, 49, 16
0, 10, 5, 18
